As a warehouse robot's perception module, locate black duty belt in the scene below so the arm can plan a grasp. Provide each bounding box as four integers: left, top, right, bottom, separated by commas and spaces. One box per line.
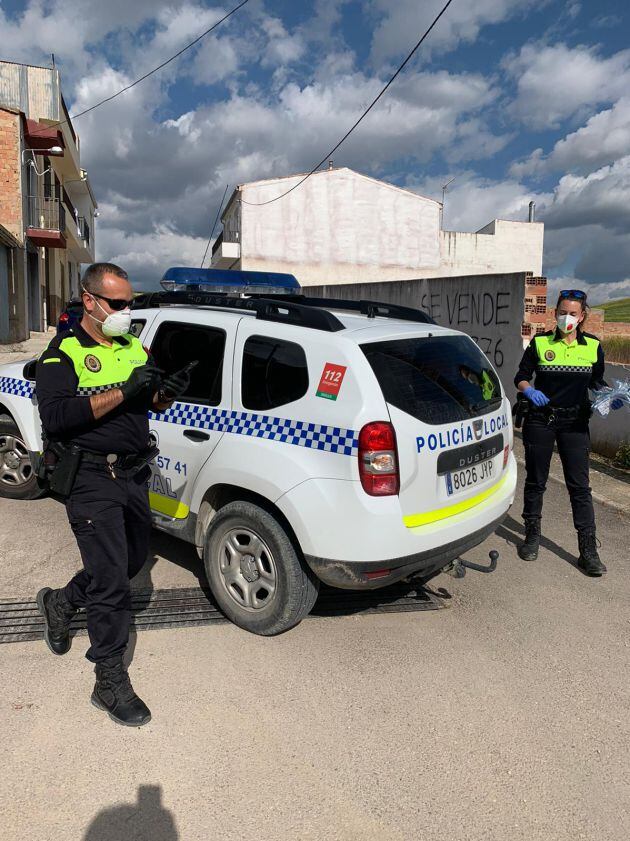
530, 403, 591, 425
81, 449, 157, 470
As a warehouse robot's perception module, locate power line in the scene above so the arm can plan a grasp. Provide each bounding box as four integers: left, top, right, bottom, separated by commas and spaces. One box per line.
200, 184, 230, 268
241, 0, 455, 207
29, 0, 251, 137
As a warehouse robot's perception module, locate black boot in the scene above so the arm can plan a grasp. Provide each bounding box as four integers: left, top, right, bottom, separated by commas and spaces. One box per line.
518, 519, 541, 561
91, 656, 152, 727
36, 587, 77, 655
577, 530, 607, 576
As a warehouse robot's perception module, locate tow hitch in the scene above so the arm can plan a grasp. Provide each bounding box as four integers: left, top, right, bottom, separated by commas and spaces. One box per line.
445, 550, 499, 579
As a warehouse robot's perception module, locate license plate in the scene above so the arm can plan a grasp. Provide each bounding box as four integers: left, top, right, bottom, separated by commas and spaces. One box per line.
445, 459, 494, 496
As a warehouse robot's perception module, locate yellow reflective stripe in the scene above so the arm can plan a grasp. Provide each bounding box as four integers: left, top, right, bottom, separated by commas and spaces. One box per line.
403, 474, 508, 528
149, 492, 189, 519
43, 357, 61, 363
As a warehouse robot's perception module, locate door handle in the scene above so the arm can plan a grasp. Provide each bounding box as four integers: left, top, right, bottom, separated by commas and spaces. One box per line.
183, 429, 210, 442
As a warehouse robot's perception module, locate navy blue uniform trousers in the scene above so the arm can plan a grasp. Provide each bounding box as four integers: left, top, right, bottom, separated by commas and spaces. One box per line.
62, 462, 152, 663
522, 413, 595, 532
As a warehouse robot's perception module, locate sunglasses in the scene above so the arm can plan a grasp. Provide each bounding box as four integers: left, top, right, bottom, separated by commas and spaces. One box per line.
87, 291, 134, 311
559, 289, 587, 301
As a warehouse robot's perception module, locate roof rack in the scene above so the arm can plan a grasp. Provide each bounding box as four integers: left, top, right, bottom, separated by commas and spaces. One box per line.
272, 295, 437, 325
132, 290, 344, 333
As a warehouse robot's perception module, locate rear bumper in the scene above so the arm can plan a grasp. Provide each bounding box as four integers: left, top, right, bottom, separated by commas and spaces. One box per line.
305, 513, 506, 590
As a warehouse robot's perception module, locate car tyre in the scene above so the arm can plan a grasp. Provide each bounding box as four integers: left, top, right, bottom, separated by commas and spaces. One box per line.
0, 418, 44, 500
204, 500, 319, 635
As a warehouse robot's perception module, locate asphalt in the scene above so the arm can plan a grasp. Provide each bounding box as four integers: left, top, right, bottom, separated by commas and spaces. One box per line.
1, 465, 629, 840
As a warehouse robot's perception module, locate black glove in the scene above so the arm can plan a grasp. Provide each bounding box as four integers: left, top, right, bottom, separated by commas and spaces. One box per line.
120, 363, 163, 402
159, 363, 195, 401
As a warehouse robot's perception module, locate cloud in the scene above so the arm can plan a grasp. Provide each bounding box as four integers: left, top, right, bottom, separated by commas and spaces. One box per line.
504, 42, 630, 129
546, 275, 630, 306
0, 0, 168, 79
368, 0, 544, 65
406, 171, 547, 232
540, 156, 630, 233
77, 63, 499, 219
97, 225, 206, 291
510, 97, 630, 177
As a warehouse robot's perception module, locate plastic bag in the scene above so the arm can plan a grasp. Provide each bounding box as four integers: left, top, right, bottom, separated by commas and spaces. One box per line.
591, 379, 630, 417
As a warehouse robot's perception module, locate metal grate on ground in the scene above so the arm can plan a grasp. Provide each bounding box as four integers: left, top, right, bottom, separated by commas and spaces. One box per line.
0, 584, 448, 644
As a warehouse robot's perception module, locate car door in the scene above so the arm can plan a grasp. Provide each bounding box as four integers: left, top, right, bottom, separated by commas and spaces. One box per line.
143, 310, 236, 520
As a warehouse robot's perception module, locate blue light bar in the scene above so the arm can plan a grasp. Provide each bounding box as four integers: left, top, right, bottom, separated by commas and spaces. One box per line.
160, 267, 301, 295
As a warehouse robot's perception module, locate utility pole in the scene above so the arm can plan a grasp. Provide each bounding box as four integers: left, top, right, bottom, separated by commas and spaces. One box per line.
441, 177, 455, 230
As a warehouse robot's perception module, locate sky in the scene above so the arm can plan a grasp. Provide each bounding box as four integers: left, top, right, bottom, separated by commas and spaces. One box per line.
1, 0, 629, 301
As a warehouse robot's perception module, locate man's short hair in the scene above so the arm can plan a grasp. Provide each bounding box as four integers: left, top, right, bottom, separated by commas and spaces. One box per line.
82, 262, 128, 295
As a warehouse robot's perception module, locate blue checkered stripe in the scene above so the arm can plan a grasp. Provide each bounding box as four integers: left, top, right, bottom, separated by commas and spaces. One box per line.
0, 377, 34, 399
77, 381, 125, 396
150, 404, 359, 456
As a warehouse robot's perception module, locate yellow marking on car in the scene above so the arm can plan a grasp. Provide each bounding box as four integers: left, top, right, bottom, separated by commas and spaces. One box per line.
149, 492, 189, 519
403, 474, 508, 528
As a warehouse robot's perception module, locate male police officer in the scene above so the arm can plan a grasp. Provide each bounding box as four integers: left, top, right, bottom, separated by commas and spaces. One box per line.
35, 262, 189, 727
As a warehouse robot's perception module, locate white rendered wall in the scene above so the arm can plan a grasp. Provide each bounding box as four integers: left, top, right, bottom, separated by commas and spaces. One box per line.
430, 220, 544, 279
236, 170, 544, 286
240, 168, 441, 285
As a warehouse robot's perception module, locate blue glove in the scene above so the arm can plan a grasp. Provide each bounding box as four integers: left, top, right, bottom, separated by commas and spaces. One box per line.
611, 398, 624, 411
523, 386, 550, 407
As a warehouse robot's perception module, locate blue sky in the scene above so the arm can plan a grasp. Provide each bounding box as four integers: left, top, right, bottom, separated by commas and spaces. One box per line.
1, 0, 629, 299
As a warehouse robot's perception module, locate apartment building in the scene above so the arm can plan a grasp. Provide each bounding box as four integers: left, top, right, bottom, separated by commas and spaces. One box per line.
0, 60, 97, 343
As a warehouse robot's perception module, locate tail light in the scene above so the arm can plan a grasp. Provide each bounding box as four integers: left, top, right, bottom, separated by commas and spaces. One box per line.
503, 444, 510, 469
358, 421, 400, 496
59, 313, 70, 323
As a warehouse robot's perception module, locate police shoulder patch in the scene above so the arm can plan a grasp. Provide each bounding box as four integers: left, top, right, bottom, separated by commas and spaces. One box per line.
84, 354, 102, 373
544, 350, 555, 361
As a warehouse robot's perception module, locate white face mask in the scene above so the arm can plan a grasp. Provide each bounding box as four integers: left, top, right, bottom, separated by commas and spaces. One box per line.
84, 290, 132, 337
557, 313, 580, 334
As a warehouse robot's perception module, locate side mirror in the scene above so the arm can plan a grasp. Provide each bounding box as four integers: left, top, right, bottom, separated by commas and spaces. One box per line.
23, 359, 37, 381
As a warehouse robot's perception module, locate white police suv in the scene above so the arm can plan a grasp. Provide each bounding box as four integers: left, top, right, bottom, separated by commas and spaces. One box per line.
0, 269, 516, 635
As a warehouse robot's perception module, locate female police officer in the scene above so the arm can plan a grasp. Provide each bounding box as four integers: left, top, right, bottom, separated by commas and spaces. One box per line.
514, 289, 606, 575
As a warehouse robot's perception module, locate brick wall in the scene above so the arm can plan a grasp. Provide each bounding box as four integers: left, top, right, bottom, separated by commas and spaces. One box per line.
0, 109, 22, 244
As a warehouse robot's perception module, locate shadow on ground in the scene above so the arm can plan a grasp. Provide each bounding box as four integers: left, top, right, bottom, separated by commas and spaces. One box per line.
133, 529, 452, 621
496, 514, 581, 570
83, 785, 177, 841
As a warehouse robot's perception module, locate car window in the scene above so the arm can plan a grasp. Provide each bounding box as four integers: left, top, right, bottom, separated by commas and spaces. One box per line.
362, 335, 502, 425
242, 336, 308, 411
129, 319, 146, 338
150, 321, 226, 406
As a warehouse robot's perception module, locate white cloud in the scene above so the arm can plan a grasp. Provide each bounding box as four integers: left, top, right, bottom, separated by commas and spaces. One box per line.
504, 42, 630, 129
540, 156, 630, 233
260, 17, 306, 67
546, 276, 630, 306
97, 225, 206, 290
511, 98, 630, 177
406, 171, 548, 232
368, 0, 544, 65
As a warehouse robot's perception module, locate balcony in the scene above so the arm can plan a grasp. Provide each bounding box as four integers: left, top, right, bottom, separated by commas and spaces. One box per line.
25, 196, 67, 248
211, 228, 241, 269
62, 210, 93, 263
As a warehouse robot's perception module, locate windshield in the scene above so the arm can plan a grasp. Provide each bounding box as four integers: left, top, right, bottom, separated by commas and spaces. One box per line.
362, 335, 502, 425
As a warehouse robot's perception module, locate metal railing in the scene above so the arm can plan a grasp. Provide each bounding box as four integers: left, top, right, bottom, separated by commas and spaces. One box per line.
25, 196, 66, 232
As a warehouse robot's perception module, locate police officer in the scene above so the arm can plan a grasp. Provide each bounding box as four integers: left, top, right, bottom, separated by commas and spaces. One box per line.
515, 289, 607, 575
35, 262, 190, 726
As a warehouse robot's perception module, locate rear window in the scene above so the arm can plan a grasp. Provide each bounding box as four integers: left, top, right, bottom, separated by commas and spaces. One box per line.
362, 335, 502, 425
